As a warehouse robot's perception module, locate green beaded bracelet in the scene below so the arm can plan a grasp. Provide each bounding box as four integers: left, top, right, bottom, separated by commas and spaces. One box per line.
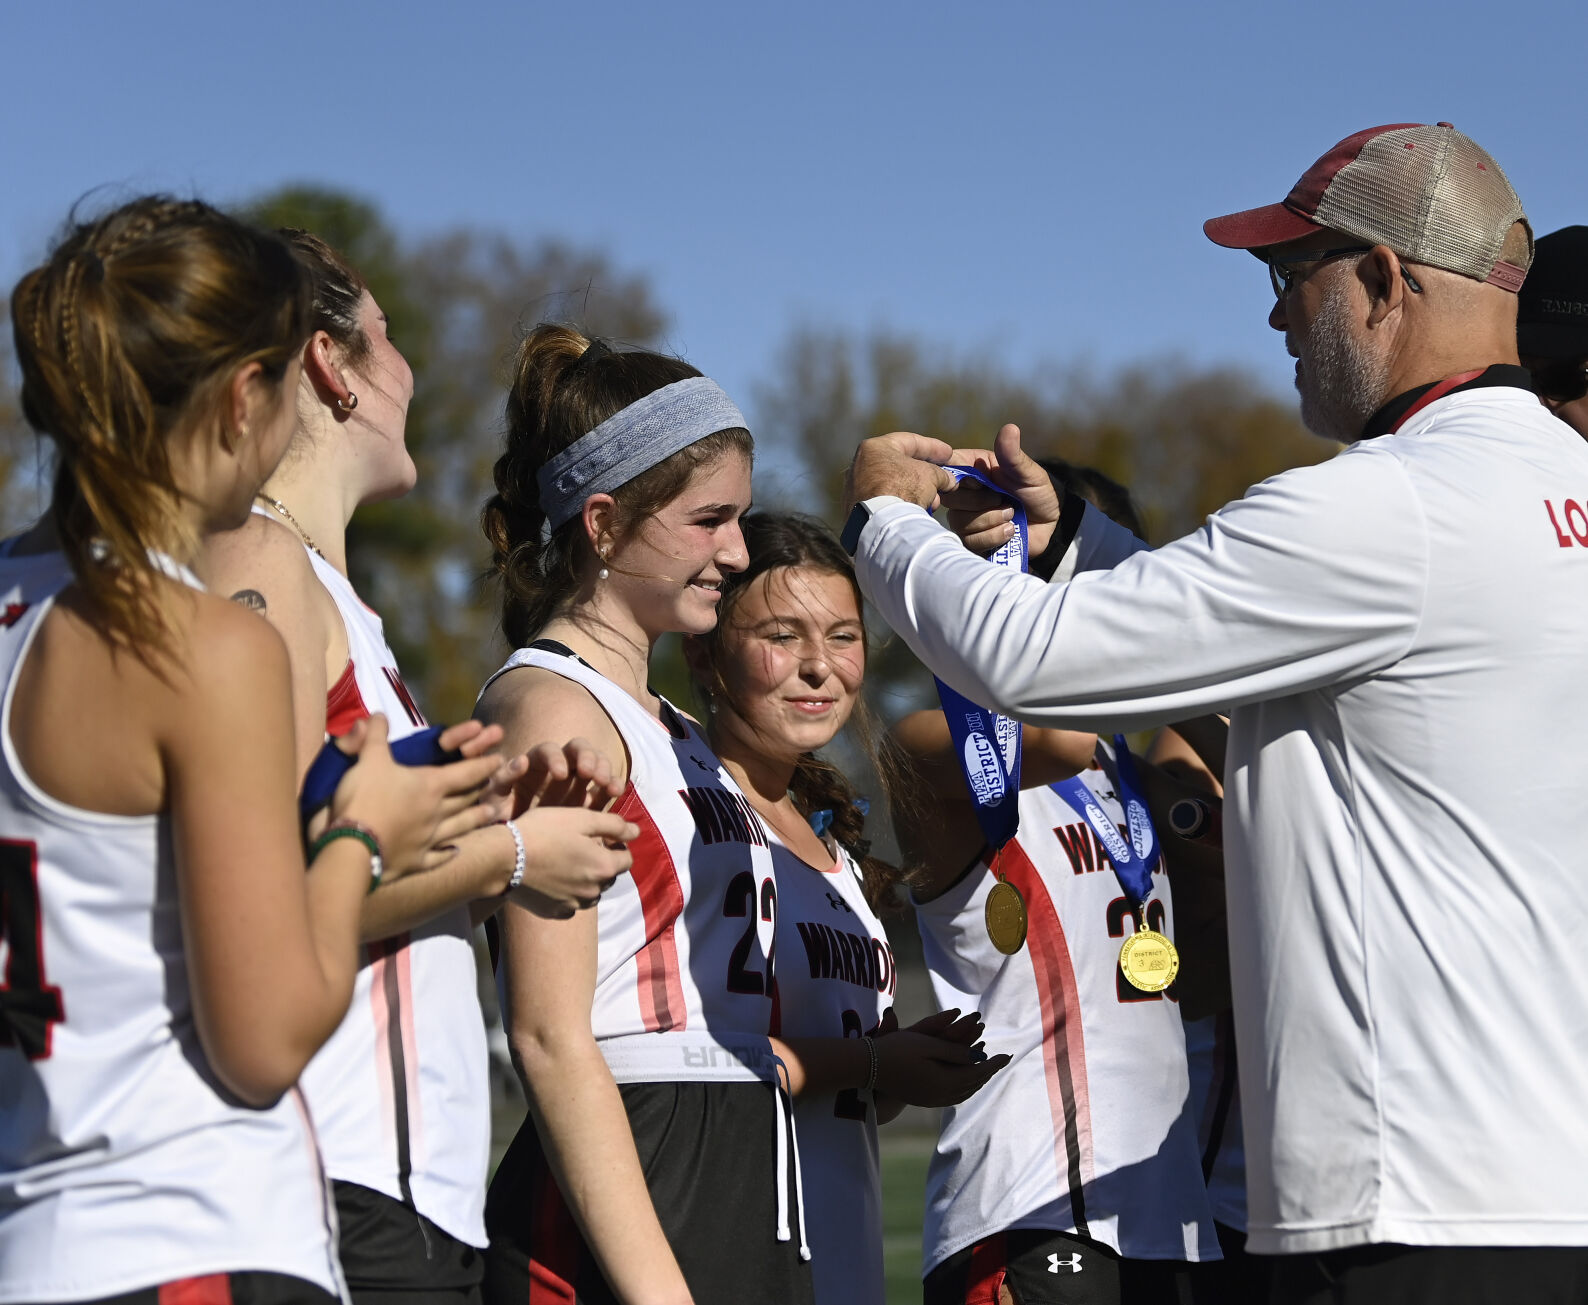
309, 821, 385, 893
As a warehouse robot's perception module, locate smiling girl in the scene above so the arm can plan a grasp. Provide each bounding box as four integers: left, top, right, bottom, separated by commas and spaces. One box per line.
684, 511, 1006, 1305
475, 329, 810, 1305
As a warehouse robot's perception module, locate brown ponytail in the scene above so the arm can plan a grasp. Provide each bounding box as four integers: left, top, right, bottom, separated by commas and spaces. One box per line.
693, 511, 914, 914
10, 196, 312, 655
482, 323, 753, 648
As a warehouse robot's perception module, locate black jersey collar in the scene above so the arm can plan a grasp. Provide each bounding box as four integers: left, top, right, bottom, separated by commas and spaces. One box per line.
1361, 365, 1535, 440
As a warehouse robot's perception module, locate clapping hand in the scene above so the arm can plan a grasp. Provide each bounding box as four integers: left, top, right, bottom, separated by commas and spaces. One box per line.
497, 738, 635, 918
871, 1006, 1011, 1109
515, 737, 627, 814
437, 719, 526, 825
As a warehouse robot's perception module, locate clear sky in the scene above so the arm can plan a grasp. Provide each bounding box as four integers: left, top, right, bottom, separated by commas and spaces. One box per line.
3, 0, 1583, 431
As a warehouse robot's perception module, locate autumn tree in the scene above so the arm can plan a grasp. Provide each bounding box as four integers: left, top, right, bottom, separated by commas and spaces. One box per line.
753, 326, 1331, 714
0, 306, 50, 535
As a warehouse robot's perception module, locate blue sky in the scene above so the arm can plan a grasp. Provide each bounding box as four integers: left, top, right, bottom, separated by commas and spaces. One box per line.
3, 1, 1583, 432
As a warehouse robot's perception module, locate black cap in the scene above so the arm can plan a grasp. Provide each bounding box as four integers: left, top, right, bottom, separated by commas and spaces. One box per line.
1518, 225, 1588, 359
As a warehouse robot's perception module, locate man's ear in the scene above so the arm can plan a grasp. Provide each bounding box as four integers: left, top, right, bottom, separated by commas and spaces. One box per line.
1362, 245, 1411, 328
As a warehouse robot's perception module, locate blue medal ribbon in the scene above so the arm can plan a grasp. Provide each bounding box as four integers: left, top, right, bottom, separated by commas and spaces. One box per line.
1050, 735, 1159, 905
933, 465, 1028, 851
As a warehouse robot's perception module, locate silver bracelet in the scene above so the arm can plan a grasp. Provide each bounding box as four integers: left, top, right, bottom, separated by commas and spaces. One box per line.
504, 820, 526, 891
860, 1034, 880, 1093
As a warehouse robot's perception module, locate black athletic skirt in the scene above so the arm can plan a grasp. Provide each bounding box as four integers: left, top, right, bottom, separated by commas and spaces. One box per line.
334, 1179, 484, 1304
482, 1080, 813, 1305
924, 1227, 1196, 1305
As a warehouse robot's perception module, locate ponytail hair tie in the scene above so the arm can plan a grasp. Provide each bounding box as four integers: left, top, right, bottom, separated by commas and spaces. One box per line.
566, 337, 612, 378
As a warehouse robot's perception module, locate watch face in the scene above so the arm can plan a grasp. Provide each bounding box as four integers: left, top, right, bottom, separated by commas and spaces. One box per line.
840, 503, 871, 556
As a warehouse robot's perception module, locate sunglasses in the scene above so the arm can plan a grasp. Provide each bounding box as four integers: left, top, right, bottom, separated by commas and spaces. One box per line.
1527, 359, 1588, 404
1265, 246, 1424, 300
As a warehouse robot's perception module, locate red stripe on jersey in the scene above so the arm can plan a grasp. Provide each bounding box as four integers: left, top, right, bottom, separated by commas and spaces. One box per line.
527, 1163, 582, 1304
961, 1232, 1008, 1305
158, 1275, 233, 1305
996, 841, 1095, 1234
615, 782, 686, 1032
325, 658, 367, 735
368, 934, 418, 1201
382, 665, 426, 727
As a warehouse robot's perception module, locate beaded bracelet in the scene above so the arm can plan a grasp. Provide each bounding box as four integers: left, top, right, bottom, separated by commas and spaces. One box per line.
504, 820, 527, 891
860, 1034, 880, 1093
310, 820, 385, 894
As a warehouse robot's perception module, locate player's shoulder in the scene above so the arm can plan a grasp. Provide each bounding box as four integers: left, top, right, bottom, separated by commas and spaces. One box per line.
478, 660, 627, 754
204, 512, 319, 592
179, 585, 292, 692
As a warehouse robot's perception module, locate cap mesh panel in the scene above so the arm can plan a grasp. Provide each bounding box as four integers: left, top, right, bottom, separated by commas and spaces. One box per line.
1311, 125, 1527, 282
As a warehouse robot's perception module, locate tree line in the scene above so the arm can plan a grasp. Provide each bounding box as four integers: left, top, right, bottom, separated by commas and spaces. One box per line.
0, 186, 1328, 723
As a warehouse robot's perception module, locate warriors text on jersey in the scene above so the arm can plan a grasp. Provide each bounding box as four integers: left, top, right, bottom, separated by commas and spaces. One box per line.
299, 547, 490, 1250
774, 839, 893, 1305
0, 549, 343, 1302
913, 762, 1219, 1275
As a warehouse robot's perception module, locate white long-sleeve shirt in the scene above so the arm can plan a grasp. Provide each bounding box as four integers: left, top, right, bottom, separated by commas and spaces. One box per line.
854, 383, 1588, 1255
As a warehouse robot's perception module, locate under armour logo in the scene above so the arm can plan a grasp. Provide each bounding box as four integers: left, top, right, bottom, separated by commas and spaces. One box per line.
825, 891, 854, 914
1047, 1252, 1083, 1274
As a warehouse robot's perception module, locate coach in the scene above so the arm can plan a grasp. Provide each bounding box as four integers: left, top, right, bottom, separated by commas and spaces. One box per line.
842, 124, 1588, 1304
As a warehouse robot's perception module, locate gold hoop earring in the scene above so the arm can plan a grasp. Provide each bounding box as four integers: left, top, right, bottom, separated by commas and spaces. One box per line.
336, 391, 358, 412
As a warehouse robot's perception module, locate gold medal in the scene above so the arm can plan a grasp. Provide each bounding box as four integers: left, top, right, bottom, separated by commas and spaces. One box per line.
985, 879, 1028, 955
1119, 920, 1179, 992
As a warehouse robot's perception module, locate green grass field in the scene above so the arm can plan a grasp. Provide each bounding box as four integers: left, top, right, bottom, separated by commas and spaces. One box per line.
880, 1129, 933, 1305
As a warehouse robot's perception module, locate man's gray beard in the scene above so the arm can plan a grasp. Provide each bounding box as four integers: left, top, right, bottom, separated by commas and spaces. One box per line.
1296, 282, 1392, 443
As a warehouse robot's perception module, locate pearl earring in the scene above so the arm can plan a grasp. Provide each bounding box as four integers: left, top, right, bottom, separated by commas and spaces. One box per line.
598, 548, 610, 581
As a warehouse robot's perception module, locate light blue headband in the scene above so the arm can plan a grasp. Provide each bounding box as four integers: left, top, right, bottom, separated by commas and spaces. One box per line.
536, 376, 749, 530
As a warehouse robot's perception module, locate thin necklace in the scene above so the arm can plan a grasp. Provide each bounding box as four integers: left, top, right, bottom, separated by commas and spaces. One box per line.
256, 494, 324, 558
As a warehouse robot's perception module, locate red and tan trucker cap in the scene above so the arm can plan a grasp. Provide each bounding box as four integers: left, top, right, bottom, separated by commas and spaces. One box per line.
1204, 122, 1531, 291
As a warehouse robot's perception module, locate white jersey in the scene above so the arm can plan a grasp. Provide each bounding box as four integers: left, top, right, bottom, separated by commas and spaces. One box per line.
1183, 1011, 1246, 1231
855, 379, 1588, 1253
299, 549, 490, 1249
773, 839, 892, 1305
0, 550, 343, 1301
914, 766, 1219, 1274
483, 644, 777, 1044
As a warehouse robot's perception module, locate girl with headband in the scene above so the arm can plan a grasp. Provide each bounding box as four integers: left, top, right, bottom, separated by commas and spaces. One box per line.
0, 198, 503, 1302
202, 233, 639, 1301
476, 327, 810, 1304
891, 466, 1222, 1305
683, 510, 1007, 1305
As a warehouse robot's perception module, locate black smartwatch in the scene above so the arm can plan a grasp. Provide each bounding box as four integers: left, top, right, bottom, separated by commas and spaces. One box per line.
840, 502, 873, 557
